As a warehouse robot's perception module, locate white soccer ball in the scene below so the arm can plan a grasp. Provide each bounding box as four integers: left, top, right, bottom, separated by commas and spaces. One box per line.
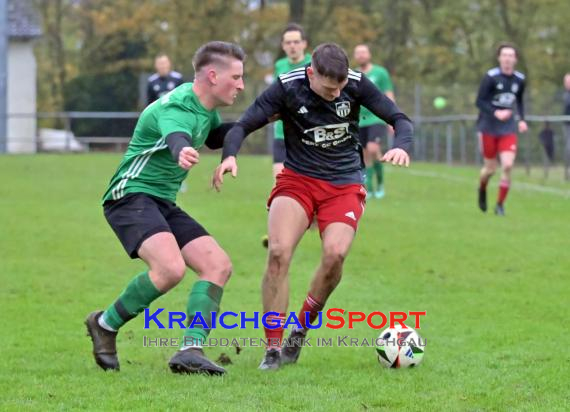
375, 325, 425, 368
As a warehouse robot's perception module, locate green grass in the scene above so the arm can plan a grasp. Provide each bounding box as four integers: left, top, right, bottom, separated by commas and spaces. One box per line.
0, 154, 568, 411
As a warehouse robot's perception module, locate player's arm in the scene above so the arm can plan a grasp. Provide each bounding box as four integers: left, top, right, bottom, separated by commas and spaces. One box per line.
165, 132, 198, 169
517, 80, 528, 132
159, 105, 199, 170
475, 74, 496, 116
476, 75, 510, 121
358, 75, 413, 165
205, 122, 236, 149
213, 82, 285, 190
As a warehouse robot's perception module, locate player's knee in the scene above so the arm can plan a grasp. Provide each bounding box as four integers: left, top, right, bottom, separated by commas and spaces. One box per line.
267, 242, 292, 274
502, 162, 514, 173
484, 164, 497, 175
158, 258, 186, 286
322, 244, 347, 269
208, 256, 233, 285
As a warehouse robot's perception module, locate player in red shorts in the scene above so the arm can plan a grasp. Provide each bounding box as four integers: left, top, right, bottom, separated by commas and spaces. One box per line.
212, 43, 413, 369
476, 42, 528, 216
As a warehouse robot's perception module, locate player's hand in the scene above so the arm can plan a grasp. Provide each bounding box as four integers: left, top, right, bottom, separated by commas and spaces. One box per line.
494, 109, 513, 121
212, 156, 238, 192
518, 120, 528, 133
381, 148, 410, 167
178, 147, 200, 170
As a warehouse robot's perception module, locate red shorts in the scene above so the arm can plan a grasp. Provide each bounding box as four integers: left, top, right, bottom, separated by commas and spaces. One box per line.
479, 133, 518, 159
267, 168, 366, 233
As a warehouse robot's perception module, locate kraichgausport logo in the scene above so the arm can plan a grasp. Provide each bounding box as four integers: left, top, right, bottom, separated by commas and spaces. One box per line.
143, 308, 426, 330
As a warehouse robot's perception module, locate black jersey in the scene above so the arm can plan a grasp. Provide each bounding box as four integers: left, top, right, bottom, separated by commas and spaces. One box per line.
476, 67, 526, 135
146, 71, 184, 104
223, 66, 413, 185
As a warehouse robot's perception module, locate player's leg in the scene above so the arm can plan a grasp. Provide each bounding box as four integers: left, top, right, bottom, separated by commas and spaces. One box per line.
360, 127, 374, 196
495, 136, 517, 215
371, 124, 387, 198
86, 194, 183, 371
263, 138, 288, 248
282, 186, 364, 365
163, 207, 231, 375
169, 236, 232, 375
478, 133, 499, 212
368, 140, 383, 198
259, 195, 310, 370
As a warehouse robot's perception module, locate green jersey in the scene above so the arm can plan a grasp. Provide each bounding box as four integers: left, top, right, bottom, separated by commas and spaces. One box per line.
273, 53, 311, 140
358, 64, 394, 127
102, 82, 221, 204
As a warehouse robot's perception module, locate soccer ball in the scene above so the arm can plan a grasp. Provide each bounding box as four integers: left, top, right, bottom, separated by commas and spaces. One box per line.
375, 325, 425, 368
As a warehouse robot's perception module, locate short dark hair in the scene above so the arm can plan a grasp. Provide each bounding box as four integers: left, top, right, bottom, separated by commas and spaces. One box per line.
496, 42, 518, 57
192, 41, 246, 72
155, 53, 170, 60
281, 23, 306, 41
311, 43, 349, 82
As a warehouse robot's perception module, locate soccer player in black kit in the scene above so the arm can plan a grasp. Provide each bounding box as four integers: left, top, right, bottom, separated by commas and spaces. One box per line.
476, 43, 527, 216
212, 43, 414, 370
146, 54, 184, 105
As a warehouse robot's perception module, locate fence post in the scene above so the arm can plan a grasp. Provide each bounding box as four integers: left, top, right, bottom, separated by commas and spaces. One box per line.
64, 114, 71, 152
446, 123, 453, 165
433, 126, 440, 162
459, 121, 466, 164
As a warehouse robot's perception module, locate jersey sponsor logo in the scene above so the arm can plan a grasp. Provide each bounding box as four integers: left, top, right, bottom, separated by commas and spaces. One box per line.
335, 101, 351, 117
304, 123, 350, 145
492, 92, 516, 107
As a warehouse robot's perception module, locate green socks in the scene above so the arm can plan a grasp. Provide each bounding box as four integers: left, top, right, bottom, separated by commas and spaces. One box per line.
373, 160, 384, 187
101, 272, 163, 331
182, 281, 224, 348
365, 166, 374, 192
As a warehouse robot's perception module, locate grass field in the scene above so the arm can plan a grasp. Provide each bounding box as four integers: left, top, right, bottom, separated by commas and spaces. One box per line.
0, 154, 568, 411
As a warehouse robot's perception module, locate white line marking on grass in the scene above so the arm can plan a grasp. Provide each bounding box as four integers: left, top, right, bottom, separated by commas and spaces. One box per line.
401, 169, 570, 199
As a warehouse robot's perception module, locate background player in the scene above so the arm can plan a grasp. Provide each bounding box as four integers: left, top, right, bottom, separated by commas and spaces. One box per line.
271, 23, 311, 178
146, 54, 184, 105
85, 41, 245, 375
353, 44, 395, 199
476, 42, 527, 216
212, 43, 413, 370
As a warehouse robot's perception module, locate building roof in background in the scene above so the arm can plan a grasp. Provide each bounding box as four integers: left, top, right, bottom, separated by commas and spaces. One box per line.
8, 0, 42, 39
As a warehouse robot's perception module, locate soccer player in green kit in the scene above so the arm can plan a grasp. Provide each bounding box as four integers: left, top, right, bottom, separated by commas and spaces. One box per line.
354, 44, 395, 199
272, 23, 311, 178
85, 41, 245, 375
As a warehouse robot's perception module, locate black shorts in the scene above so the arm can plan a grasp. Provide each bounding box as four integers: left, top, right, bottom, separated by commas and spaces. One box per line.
358, 124, 388, 147
273, 139, 287, 163
103, 193, 209, 259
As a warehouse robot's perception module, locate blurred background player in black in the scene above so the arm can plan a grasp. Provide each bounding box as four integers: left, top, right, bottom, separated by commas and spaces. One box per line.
538, 122, 554, 163
146, 54, 184, 105
476, 43, 527, 216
